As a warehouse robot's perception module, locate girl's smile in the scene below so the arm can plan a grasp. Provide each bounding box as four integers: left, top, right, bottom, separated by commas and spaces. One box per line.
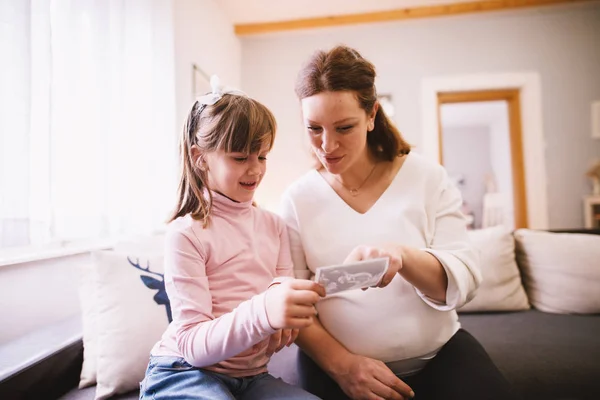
240, 181, 258, 190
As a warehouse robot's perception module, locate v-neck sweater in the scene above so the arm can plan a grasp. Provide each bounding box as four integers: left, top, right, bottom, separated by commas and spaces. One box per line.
279, 152, 481, 369
151, 191, 293, 377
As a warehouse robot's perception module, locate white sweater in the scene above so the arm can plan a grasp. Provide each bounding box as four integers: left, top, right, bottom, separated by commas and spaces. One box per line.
279, 152, 481, 366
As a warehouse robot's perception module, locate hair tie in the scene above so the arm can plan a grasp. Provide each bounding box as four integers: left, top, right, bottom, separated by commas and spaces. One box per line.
196, 75, 246, 106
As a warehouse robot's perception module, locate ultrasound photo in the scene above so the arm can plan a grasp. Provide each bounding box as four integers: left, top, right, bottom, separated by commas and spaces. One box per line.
315, 258, 389, 295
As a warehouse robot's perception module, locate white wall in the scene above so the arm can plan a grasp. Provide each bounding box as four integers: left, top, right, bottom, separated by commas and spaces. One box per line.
173, 0, 241, 130
241, 3, 600, 228
0, 0, 240, 345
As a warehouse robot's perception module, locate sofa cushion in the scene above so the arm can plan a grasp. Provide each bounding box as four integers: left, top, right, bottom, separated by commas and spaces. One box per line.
459, 226, 530, 312
0, 318, 83, 400
60, 386, 138, 400
514, 229, 600, 314
459, 310, 600, 399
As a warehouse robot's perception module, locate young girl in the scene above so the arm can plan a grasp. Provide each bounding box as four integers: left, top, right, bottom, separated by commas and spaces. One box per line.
139, 77, 324, 400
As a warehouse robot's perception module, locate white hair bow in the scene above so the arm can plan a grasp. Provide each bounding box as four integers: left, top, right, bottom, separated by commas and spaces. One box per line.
196, 75, 246, 105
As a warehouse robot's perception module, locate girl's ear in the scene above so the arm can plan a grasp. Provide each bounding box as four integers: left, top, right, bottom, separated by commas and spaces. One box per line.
190, 145, 207, 171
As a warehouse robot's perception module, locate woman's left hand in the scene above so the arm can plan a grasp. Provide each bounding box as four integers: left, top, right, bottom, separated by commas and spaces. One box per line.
265, 328, 299, 357
344, 245, 403, 289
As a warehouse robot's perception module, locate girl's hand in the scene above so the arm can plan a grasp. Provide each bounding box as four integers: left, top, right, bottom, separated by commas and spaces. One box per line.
265, 279, 325, 330
265, 328, 299, 357
344, 245, 403, 289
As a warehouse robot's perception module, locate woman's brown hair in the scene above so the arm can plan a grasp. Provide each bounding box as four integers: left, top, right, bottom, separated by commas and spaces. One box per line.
295, 45, 410, 162
169, 94, 277, 227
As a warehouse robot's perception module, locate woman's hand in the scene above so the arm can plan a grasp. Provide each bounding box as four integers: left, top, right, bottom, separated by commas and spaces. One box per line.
265, 328, 299, 357
344, 245, 404, 289
332, 353, 414, 400
346, 243, 449, 305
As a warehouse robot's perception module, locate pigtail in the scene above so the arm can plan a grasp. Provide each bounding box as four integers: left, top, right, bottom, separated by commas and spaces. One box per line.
369, 106, 411, 161
168, 102, 214, 227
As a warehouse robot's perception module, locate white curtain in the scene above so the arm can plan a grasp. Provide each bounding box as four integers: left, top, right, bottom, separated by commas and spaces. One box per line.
0, 0, 177, 249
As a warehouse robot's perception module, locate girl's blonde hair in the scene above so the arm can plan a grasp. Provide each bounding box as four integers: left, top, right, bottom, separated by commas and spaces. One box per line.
169, 94, 277, 227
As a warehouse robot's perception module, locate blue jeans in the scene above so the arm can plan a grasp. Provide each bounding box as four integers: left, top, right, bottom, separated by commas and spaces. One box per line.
140, 356, 321, 400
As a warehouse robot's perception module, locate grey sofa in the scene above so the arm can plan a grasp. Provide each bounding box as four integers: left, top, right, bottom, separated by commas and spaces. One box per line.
2, 230, 599, 400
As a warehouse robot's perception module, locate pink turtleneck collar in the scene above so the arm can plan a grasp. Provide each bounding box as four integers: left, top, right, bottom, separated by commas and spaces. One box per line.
210, 190, 253, 215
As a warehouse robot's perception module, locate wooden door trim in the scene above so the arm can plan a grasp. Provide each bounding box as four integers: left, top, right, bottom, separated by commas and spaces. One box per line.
437, 89, 529, 229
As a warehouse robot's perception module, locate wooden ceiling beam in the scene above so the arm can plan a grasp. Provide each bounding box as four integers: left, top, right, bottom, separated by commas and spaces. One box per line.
234, 0, 596, 35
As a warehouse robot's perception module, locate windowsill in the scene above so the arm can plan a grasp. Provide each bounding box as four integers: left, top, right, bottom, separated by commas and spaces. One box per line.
0, 229, 166, 268
0, 316, 82, 382
0, 239, 116, 268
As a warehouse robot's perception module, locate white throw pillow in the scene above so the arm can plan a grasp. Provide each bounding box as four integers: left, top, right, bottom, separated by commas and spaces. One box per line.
78, 261, 99, 388
514, 229, 600, 314
78, 235, 166, 389
459, 226, 530, 312
92, 249, 169, 400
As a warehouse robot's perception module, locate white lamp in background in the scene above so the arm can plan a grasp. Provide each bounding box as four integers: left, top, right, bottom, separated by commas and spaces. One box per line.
378, 94, 395, 117
593, 101, 600, 139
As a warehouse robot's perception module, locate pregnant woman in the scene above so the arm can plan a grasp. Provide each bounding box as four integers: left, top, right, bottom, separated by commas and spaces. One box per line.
279, 45, 518, 400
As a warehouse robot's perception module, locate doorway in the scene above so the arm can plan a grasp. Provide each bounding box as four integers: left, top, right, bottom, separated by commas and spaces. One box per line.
437, 89, 528, 230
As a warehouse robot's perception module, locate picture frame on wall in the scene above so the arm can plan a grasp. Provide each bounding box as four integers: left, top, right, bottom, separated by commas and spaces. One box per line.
192, 64, 211, 101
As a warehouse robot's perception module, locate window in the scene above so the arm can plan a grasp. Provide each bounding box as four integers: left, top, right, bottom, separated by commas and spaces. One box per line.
0, 1, 177, 256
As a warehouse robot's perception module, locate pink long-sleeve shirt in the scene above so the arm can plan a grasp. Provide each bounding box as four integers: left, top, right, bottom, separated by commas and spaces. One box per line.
150, 191, 293, 377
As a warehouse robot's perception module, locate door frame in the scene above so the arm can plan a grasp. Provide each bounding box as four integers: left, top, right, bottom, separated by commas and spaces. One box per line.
421, 73, 548, 229
437, 89, 527, 229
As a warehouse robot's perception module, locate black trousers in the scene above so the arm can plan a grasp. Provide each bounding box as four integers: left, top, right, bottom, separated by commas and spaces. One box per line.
297, 329, 520, 400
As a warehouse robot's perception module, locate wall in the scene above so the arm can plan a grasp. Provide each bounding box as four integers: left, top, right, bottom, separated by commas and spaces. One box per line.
241, 3, 600, 228
173, 0, 241, 129
0, 0, 240, 345
442, 126, 491, 228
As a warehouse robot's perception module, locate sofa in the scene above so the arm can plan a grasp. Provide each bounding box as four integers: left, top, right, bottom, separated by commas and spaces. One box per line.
1, 228, 599, 400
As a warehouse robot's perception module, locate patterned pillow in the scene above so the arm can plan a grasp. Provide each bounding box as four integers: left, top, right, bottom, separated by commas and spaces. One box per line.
78, 235, 170, 399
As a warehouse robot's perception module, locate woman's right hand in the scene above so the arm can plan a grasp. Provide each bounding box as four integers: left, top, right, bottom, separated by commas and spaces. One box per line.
344, 245, 404, 289
265, 279, 325, 330
333, 353, 414, 400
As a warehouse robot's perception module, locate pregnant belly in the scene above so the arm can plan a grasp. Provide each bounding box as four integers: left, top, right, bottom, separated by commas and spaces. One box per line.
315, 282, 459, 362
